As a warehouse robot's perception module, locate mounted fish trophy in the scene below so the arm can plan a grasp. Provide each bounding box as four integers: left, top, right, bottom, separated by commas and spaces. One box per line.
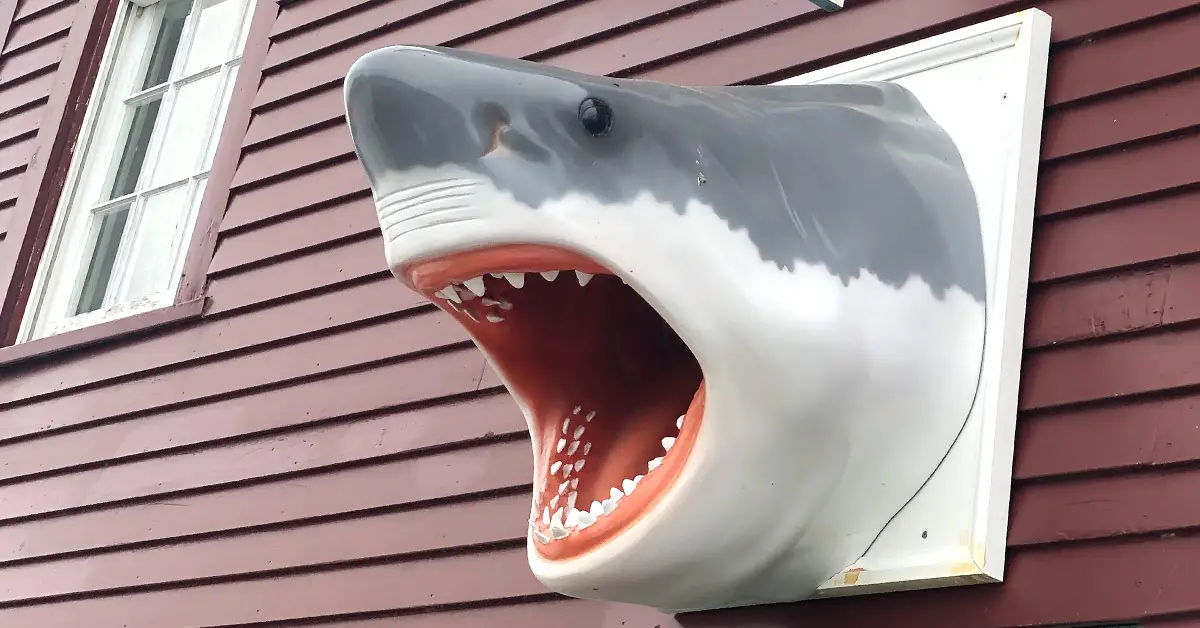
343, 45, 987, 613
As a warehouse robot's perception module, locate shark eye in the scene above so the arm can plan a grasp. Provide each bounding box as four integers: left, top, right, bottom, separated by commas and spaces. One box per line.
577, 97, 613, 137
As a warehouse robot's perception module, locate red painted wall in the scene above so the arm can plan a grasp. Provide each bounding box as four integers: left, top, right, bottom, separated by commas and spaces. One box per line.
0, 0, 1198, 625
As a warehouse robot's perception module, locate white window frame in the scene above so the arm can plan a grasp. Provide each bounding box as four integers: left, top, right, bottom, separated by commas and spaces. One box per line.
18, 0, 256, 343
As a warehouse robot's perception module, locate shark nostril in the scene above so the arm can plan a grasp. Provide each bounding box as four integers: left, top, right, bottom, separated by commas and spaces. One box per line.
485, 122, 508, 155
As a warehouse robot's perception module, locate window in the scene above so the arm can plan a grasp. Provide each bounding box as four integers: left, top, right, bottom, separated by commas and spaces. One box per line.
18, 0, 256, 342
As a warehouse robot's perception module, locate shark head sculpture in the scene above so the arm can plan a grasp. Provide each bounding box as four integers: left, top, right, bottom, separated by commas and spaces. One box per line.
343, 45, 987, 613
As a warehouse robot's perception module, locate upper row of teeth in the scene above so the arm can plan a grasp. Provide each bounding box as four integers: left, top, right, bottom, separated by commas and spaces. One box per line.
531, 412, 685, 544
435, 270, 594, 303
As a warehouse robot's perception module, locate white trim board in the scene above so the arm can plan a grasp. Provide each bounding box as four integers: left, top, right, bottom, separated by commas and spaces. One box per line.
775, 8, 1051, 597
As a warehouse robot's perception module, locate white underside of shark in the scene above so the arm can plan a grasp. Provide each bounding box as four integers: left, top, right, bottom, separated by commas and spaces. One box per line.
375, 165, 985, 613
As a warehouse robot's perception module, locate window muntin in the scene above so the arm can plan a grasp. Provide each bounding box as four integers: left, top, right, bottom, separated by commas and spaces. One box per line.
19, 0, 255, 342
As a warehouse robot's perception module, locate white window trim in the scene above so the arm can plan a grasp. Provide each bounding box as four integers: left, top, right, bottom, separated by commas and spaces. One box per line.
18, 0, 254, 343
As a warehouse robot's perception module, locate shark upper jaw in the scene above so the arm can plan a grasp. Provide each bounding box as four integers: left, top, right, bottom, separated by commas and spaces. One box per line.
399, 243, 707, 561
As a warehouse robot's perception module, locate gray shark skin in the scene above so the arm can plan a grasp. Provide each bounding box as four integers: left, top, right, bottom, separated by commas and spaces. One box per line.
346, 46, 984, 301
344, 45, 987, 613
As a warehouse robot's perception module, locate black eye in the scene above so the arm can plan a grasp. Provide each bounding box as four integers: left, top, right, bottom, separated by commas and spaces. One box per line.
577, 97, 613, 137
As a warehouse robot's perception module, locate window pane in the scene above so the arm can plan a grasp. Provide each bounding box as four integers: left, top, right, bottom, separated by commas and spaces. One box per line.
141, 0, 191, 90
202, 64, 238, 169
108, 96, 163, 199
149, 72, 221, 185
120, 184, 191, 301
75, 205, 132, 315
183, 0, 242, 75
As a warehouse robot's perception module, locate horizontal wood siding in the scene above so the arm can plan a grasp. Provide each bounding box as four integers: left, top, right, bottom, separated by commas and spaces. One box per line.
0, 0, 1199, 625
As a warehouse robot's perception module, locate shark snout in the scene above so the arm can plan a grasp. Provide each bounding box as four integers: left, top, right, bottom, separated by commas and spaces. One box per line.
344, 46, 500, 187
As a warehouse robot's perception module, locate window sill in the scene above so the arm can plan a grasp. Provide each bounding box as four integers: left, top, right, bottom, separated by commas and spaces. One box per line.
0, 297, 205, 368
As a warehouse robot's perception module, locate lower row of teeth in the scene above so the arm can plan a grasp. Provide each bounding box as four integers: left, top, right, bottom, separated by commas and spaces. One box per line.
431, 270, 596, 323
530, 410, 684, 544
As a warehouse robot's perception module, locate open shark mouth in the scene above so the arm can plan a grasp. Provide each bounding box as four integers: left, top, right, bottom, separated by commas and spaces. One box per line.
401, 243, 704, 559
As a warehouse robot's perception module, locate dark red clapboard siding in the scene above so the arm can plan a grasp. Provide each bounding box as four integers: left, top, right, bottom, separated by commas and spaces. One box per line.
2, 0, 1200, 626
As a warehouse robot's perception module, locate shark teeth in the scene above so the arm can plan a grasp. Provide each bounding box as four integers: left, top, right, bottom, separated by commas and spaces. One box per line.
431, 270, 600, 322
530, 406, 687, 544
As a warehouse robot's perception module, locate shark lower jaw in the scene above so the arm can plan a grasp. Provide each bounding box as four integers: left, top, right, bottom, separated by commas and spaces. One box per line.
401, 243, 705, 559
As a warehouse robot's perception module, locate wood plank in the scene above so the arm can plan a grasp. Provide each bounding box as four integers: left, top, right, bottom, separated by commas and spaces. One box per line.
0, 277, 422, 406
547, 0, 828, 78
1041, 0, 1200, 44
4, 534, 1200, 627
285, 598, 1200, 628
1009, 466, 1200, 546
242, 0, 1200, 150
253, 0, 572, 109
229, 599, 672, 628
269, 0, 449, 40
1019, 324, 1200, 411
1025, 263, 1179, 348
1036, 130, 1200, 217
1046, 7, 1200, 106
1164, 262, 1200, 326
0, 380, 515, 485
634, 0, 1198, 87
1041, 72, 1200, 161
229, 120, 352, 188
1145, 616, 1200, 628
250, 0, 821, 132
463, 0, 700, 60
0, 494, 531, 603
243, 83, 341, 147
0, 547, 546, 628
684, 536, 1200, 627
204, 234, 391, 314
236, 2, 1200, 203
632, 0, 999, 85
0, 392, 524, 522
0, 313, 476, 446
222, 156, 368, 230
1031, 189, 1200, 283
1013, 393, 1200, 479
2, 358, 1193, 546
208, 195, 377, 274
264, 0, 471, 70
0, 431, 525, 562
6, 454, 1200, 603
